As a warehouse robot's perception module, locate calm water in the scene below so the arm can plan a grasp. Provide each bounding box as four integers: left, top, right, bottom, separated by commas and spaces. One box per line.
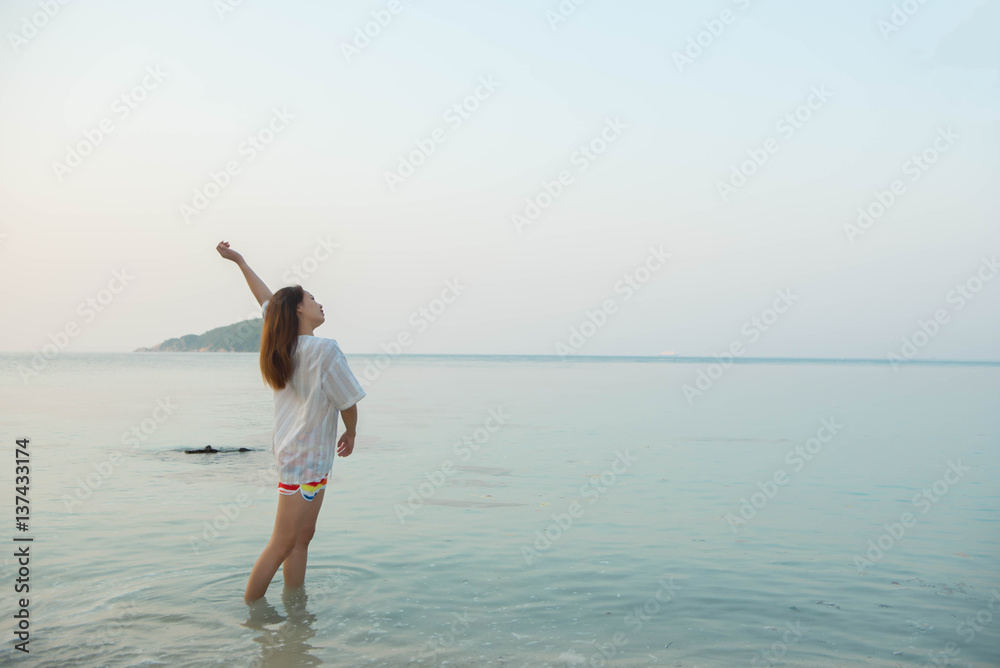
0, 353, 998, 668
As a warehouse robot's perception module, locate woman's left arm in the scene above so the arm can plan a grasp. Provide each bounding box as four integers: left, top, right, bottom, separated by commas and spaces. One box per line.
337, 405, 357, 457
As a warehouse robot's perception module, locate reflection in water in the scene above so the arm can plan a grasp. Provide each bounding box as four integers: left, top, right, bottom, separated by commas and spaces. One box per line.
245, 587, 323, 667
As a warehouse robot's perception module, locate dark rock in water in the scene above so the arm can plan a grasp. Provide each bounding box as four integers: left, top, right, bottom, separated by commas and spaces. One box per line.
184, 445, 254, 454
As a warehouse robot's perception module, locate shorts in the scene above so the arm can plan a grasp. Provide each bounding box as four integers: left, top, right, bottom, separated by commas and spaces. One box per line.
277, 475, 328, 501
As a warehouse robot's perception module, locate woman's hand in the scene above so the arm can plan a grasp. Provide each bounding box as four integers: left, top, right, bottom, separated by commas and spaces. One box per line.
216, 240, 244, 264
337, 431, 355, 457
221, 242, 273, 305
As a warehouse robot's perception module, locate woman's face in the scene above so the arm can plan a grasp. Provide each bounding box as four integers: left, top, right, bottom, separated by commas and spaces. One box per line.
297, 291, 325, 327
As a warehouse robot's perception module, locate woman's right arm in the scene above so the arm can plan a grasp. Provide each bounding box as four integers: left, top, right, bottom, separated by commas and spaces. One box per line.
216, 241, 273, 306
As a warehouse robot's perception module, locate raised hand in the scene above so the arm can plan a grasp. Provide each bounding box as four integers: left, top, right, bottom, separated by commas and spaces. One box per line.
216, 240, 244, 263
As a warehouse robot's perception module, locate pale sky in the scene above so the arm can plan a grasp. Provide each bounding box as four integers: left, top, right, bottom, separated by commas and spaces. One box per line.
1, 0, 998, 360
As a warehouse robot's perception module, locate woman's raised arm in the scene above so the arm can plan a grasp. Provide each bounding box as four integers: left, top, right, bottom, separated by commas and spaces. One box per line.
216, 241, 273, 306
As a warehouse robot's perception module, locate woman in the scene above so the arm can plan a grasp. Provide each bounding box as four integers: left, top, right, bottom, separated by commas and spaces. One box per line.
216, 241, 366, 605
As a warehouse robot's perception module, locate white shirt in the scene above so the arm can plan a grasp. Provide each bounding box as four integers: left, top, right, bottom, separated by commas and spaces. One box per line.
261, 299, 366, 484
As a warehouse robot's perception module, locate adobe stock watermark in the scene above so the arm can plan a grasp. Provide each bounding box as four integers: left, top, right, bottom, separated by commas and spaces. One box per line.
214, 0, 249, 20
750, 620, 807, 667
521, 449, 638, 566
671, 0, 755, 73
682, 288, 798, 404
8, 0, 73, 54
511, 117, 628, 235
724, 418, 842, 535
416, 610, 473, 661
197, 304, 267, 353
574, 577, 680, 667
189, 492, 254, 553
854, 458, 972, 574
384, 75, 501, 192
15, 268, 135, 383
394, 407, 510, 523
179, 107, 294, 224
877, 0, 932, 41
921, 590, 1000, 668
51, 65, 168, 183
310, 567, 353, 605
887, 253, 998, 369
61, 397, 178, 511
556, 246, 670, 357
716, 84, 834, 203
545, 0, 591, 31
192, 446, 280, 556
339, 0, 415, 64
245, 459, 281, 492
281, 235, 340, 284
96, 599, 141, 648
844, 126, 958, 244
358, 277, 467, 388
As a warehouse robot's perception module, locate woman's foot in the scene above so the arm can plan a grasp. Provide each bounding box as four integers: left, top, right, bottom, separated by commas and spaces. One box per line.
282, 586, 315, 622
242, 596, 286, 628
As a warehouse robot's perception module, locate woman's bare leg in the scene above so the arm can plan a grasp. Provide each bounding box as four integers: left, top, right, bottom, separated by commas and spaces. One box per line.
244, 491, 313, 604
282, 487, 326, 589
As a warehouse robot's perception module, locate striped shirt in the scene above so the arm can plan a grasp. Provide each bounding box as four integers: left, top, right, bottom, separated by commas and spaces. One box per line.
261, 300, 366, 484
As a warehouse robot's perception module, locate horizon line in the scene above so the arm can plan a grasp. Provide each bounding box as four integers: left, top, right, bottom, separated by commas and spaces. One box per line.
1, 352, 998, 366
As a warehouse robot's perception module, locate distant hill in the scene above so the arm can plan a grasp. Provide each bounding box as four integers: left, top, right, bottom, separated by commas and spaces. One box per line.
134, 317, 263, 352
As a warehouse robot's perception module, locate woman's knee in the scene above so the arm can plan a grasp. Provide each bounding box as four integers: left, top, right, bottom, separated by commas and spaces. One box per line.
296, 524, 316, 546
271, 535, 298, 558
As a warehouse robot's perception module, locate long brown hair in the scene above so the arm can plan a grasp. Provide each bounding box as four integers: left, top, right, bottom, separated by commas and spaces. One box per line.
260, 285, 304, 390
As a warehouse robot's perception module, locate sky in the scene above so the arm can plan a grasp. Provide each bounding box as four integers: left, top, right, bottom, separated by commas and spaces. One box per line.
0, 0, 998, 360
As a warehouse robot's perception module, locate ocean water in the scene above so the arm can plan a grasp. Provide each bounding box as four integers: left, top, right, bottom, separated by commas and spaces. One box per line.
0, 352, 997, 668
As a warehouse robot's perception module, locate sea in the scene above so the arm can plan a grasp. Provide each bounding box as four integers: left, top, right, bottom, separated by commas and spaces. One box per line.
0, 352, 997, 668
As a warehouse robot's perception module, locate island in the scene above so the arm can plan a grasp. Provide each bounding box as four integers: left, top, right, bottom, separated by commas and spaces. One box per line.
134, 317, 263, 352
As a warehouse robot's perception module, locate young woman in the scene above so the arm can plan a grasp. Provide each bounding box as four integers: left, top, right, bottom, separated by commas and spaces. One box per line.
216, 240, 366, 604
